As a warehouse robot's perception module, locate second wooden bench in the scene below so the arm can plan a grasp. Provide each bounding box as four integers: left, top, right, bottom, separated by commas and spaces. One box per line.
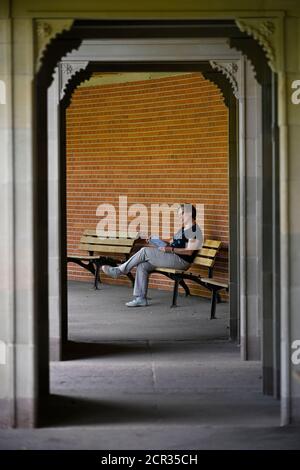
67, 230, 138, 289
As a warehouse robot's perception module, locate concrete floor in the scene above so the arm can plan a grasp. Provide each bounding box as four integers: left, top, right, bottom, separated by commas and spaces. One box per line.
1, 280, 300, 449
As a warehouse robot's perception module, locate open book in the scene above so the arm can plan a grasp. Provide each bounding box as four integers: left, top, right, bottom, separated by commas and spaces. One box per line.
148, 236, 168, 248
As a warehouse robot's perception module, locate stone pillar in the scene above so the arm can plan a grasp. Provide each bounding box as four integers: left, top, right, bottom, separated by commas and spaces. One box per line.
285, 16, 300, 424
236, 58, 262, 361
48, 68, 62, 361
211, 56, 263, 360
0, 13, 39, 427
48, 61, 89, 361
0, 12, 14, 428
209, 59, 241, 342
244, 59, 263, 360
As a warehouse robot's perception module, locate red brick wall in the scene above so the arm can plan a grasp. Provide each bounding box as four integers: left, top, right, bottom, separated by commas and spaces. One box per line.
66, 72, 228, 297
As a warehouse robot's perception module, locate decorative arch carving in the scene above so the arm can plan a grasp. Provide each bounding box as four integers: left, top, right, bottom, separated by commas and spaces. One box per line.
59, 61, 89, 100
35, 19, 75, 73
60, 63, 94, 108
209, 61, 240, 99
235, 18, 282, 73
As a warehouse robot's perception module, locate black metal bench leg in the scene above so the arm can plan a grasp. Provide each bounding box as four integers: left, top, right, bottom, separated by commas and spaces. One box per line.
171, 278, 179, 308
179, 279, 190, 297
97, 267, 102, 285
210, 289, 217, 320
94, 262, 101, 290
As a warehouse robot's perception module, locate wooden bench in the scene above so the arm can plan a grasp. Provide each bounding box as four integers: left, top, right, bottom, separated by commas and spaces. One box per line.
153, 239, 229, 319
67, 230, 138, 289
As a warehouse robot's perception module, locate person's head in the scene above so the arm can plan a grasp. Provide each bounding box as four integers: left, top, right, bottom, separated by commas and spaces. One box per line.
178, 203, 197, 226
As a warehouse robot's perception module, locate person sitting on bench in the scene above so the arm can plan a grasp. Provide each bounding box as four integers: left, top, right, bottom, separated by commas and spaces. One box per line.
102, 204, 203, 307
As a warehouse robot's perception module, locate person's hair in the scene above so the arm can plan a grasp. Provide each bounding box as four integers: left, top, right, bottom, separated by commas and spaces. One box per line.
179, 203, 197, 221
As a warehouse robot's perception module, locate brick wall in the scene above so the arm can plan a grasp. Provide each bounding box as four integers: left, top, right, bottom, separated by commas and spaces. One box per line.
66, 72, 229, 297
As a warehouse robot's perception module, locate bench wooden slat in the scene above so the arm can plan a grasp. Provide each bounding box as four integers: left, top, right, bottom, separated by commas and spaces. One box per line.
84, 229, 138, 239
79, 244, 132, 254
154, 267, 186, 274
203, 239, 222, 249
193, 256, 215, 267
80, 235, 135, 247
68, 255, 100, 260
198, 248, 217, 258
201, 277, 228, 288
154, 258, 214, 271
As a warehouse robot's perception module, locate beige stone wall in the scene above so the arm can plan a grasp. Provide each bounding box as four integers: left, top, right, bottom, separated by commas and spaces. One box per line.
1, 0, 300, 426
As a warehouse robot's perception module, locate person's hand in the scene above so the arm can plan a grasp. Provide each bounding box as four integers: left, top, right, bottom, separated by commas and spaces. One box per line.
159, 246, 172, 252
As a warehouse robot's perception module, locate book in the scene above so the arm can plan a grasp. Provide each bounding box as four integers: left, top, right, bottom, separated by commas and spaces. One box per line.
148, 236, 168, 248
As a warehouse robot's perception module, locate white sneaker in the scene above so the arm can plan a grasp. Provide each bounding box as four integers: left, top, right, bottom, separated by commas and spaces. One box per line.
126, 297, 148, 307
102, 265, 122, 278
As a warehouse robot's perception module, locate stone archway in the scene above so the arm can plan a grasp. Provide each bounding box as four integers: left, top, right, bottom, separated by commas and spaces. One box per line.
50, 58, 238, 363
42, 23, 279, 418
0, 17, 286, 428
39, 20, 281, 425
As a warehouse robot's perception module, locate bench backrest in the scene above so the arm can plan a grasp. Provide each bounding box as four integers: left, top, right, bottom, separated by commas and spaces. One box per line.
192, 239, 222, 273
79, 230, 138, 255
79, 231, 221, 271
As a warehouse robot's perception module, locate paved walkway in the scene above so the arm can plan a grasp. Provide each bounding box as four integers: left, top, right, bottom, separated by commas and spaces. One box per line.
0, 281, 299, 449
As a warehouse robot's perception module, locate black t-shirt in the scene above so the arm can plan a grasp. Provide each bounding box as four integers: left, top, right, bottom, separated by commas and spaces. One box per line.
170, 223, 203, 263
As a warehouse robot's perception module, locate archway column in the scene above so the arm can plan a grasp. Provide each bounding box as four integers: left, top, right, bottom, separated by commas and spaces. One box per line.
0, 13, 14, 427
48, 60, 89, 361
0, 16, 37, 427
235, 15, 300, 425
209, 56, 264, 361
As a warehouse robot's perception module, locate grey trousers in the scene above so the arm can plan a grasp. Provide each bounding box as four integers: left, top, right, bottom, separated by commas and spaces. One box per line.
118, 246, 190, 298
